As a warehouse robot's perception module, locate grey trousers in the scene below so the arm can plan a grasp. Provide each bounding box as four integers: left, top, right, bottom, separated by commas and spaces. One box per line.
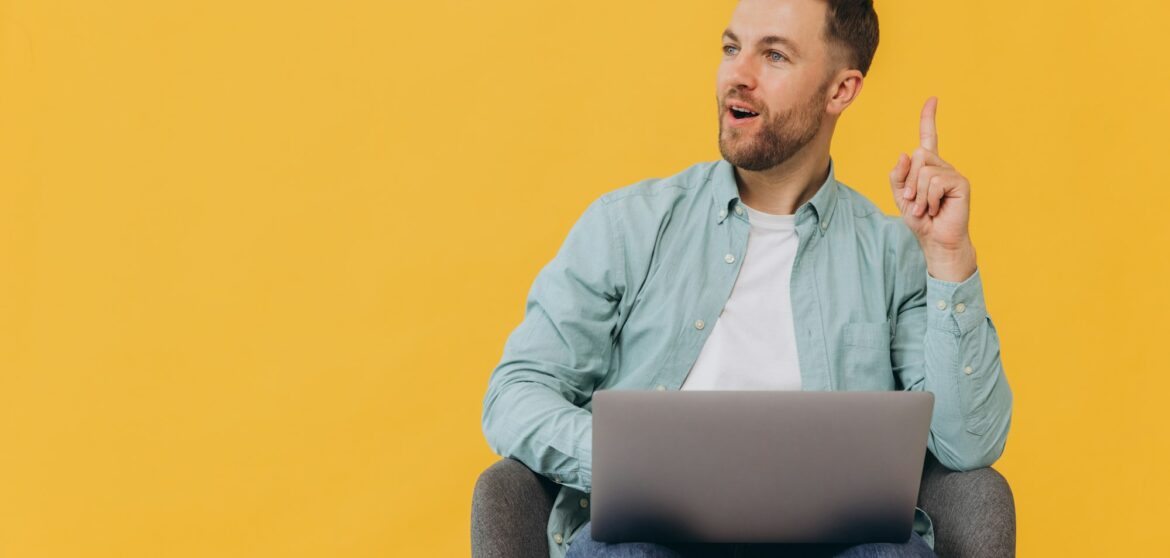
564, 521, 937, 558
471, 457, 1016, 558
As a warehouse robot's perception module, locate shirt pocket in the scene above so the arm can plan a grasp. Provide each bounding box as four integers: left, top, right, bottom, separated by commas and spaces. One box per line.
842, 320, 894, 389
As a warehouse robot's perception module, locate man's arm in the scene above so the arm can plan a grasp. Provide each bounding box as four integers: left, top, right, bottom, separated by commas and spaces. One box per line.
890, 233, 1013, 471
886, 97, 1013, 470
481, 197, 625, 493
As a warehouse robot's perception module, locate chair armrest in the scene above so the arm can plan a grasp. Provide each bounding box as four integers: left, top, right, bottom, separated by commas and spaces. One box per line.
471, 458, 559, 558
918, 452, 1016, 557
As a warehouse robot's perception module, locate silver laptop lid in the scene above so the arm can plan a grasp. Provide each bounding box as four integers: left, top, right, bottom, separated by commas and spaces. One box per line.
591, 390, 934, 544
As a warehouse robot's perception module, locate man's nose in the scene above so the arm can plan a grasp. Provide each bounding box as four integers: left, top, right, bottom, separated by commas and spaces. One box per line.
725, 54, 757, 90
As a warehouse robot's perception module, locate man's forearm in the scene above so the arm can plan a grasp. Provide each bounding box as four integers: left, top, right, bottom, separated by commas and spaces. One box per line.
919, 268, 1013, 471
482, 372, 594, 492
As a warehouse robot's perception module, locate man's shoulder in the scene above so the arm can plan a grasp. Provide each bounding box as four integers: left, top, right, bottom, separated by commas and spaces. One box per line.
835, 180, 886, 221
835, 180, 912, 243
834, 180, 924, 279
594, 159, 718, 208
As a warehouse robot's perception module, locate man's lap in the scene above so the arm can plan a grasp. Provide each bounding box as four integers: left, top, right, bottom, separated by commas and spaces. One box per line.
564, 521, 937, 558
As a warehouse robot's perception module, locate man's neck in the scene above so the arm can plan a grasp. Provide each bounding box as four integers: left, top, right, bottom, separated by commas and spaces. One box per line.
734, 146, 831, 216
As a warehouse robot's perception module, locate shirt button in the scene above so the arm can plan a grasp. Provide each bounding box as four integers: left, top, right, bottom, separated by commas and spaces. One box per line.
580, 498, 590, 508
821, 219, 829, 230
718, 208, 727, 219
694, 319, 705, 330
724, 253, 735, 264
936, 300, 948, 310
954, 302, 966, 314
655, 384, 666, 391
964, 365, 974, 374
734, 205, 744, 215
554, 533, 564, 544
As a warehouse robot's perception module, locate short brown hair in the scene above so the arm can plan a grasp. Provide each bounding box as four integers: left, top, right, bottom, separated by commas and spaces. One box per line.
822, 0, 879, 76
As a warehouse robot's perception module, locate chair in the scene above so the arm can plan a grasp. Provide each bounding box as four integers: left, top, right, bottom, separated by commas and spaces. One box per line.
471, 451, 1015, 557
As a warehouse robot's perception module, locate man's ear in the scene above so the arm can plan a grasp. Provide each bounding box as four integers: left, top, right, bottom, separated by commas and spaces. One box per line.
825, 68, 864, 116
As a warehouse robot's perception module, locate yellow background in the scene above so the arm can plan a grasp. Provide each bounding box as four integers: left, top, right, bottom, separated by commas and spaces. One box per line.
1, 1, 1166, 555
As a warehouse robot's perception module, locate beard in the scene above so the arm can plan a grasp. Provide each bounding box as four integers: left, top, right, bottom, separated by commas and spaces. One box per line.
717, 86, 826, 172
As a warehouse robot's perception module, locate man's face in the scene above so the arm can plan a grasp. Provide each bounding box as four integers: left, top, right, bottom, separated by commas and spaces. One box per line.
717, 0, 837, 171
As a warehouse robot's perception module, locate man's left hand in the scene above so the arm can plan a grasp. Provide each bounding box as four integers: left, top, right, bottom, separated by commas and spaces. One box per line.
888, 96, 978, 282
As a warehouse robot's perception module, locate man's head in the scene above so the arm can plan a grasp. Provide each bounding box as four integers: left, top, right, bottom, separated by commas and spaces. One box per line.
717, 0, 878, 171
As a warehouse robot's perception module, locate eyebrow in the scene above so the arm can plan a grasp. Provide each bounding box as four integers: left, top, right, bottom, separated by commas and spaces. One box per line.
721, 29, 802, 58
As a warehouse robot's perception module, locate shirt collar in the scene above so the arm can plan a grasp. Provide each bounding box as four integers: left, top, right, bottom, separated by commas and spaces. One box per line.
708, 156, 840, 233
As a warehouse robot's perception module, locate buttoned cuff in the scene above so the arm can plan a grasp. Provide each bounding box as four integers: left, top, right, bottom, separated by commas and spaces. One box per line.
925, 266, 987, 335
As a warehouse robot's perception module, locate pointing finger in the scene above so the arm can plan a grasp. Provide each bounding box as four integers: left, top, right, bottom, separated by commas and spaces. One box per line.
919, 96, 939, 154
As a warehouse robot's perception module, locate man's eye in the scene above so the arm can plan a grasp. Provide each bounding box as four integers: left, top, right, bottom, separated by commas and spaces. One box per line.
768, 51, 786, 63
722, 45, 738, 56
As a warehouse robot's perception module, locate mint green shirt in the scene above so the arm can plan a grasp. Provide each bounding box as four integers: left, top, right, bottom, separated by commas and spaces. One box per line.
481, 157, 1013, 558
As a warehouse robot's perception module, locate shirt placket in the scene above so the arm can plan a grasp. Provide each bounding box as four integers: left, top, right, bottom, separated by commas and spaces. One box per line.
662, 201, 751, 390
790, 211, 832, 391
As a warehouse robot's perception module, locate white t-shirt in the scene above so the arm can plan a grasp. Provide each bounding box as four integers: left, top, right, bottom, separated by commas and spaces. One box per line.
680, 202, 803, 391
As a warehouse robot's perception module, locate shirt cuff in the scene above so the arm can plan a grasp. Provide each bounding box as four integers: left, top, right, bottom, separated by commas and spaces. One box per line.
925, 266, 987, 335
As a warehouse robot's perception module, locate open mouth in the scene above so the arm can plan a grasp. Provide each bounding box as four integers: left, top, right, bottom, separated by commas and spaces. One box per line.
728, 106, 760, 120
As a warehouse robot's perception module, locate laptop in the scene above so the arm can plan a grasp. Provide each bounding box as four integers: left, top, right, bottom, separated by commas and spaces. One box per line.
590, 389, 934, 544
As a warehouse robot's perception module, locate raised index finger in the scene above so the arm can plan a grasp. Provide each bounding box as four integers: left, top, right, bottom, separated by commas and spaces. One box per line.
919, 96, 939, 154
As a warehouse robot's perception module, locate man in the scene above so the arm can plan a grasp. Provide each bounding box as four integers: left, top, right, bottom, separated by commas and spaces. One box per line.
481, 0, 1012, 556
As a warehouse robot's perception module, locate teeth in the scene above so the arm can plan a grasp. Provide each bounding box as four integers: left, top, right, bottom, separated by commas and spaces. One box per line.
731, 106, 758, 115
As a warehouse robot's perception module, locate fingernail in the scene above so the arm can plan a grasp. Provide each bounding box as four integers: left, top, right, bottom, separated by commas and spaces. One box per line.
903, 189, 913, 199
